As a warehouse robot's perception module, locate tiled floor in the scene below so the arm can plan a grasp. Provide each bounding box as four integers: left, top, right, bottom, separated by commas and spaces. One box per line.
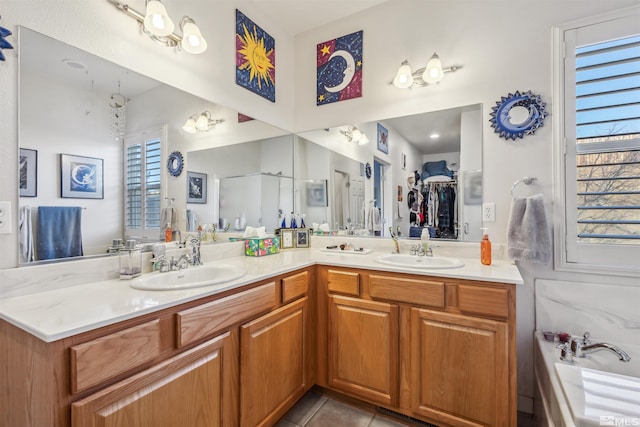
276, 390, 537, 427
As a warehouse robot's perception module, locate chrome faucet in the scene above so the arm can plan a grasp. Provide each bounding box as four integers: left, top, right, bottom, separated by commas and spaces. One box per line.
389, 227, 400, 253
570, 331, 631, 362
190, 233, 202, 266
171, 253, 191, 271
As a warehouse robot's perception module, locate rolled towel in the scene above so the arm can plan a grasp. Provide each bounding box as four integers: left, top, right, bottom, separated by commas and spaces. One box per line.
507, 194, 551, 264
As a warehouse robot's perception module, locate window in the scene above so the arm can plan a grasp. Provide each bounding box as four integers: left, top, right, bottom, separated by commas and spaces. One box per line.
555, 6, 640, 275
124, 130, 163, 240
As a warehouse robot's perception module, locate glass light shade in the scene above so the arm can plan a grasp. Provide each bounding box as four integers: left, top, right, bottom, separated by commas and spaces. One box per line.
181, 20, 207, 54
351, 128, 363, 141
144, 0, 175, 37
182, 118, 197, 133
195, 113, 211, 131
423, 53, 444, 83
358, 135, 370, 146
393, 60, 414, 88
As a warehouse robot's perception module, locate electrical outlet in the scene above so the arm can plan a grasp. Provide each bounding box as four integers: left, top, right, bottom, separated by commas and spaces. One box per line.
0, 201, 12, 234
483, 202, 496, 222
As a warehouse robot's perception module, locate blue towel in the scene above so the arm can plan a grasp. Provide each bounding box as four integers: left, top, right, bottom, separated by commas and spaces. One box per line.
37, 206, 83, 260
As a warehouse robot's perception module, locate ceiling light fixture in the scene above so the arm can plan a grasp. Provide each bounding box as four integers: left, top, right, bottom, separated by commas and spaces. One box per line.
109, 0, 207, 54
183, 111, 223, 134
392, 52, 462, 88
430, 132, 440, 139
340, 125, 370, 146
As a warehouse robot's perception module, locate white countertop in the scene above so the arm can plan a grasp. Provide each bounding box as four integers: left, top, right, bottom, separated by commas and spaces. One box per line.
0, 247, 523, 343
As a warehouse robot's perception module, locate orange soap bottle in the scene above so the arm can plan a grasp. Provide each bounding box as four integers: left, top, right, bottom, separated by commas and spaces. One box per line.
165, 223, 172, 242
480, 228, 491, 265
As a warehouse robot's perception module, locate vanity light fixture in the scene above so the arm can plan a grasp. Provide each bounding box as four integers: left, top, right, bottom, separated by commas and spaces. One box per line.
341, 125, 370, 146
183, 111, 223, 134
108, 0, 208, 54
392, 52, 462, 88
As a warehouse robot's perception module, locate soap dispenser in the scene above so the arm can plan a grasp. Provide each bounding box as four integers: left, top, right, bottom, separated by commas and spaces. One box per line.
119, 240, 142, 280
480, 228, 492, 265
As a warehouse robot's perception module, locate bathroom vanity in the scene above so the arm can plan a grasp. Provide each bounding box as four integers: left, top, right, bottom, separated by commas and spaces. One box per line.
0, 249, 521, 427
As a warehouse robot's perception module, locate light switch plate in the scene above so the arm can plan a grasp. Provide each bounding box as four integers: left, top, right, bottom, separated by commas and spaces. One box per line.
0, 201, 12, 234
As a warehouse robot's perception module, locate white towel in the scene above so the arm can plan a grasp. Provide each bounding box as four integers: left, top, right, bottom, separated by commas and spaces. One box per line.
507, 194, 551, 264
367, 206, 381, 232
19, 206, 34, 263
160, 207, 179, 231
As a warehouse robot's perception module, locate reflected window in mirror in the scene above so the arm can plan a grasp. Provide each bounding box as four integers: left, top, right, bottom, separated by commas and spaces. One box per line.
124, 130, 163, 241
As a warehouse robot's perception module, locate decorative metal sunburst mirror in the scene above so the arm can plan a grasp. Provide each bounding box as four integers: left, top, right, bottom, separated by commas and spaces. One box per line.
489, 90, 548, 140
0, 17, 14, 61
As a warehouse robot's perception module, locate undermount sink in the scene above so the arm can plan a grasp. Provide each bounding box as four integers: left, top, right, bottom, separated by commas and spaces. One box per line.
374, 254, 465, 269
130, 264, 247, 291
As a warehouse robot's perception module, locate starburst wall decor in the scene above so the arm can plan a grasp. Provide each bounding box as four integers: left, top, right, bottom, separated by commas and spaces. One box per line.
236, 9, 275, 102
0, 19, 14, 61
489, 90, 548, 140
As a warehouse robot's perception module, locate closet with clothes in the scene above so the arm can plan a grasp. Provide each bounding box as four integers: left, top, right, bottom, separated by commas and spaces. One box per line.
407, 160, 459, 239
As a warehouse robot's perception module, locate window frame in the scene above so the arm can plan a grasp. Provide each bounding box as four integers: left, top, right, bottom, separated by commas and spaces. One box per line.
123, 126, 167, 241
552, 6, 640, 277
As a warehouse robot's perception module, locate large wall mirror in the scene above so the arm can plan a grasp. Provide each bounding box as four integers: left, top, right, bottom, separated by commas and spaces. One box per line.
17, 27, 289, 264
17, 27, 483, 265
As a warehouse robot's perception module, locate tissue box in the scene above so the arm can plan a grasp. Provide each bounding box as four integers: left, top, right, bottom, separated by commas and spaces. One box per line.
244, 236, 280, 257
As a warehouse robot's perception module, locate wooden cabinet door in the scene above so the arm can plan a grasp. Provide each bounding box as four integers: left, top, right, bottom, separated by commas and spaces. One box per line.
72, 333, 230, 427
328, 295, 399, 406
240, 297, 308, 427
410, 308, 509, 427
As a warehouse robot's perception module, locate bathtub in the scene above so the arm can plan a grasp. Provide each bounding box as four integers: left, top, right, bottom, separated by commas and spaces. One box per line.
534, 331, 640, 427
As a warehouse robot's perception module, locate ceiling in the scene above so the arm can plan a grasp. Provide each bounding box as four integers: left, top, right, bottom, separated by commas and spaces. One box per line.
384, 105, 480, 155
243, 0, 391, 36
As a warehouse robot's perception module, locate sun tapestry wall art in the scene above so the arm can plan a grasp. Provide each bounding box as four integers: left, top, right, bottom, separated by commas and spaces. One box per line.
316, 30, 363, 106
236, 9, 276, 102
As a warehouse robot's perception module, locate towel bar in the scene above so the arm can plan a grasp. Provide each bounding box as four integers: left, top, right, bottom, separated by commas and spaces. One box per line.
511, 177, 537, 197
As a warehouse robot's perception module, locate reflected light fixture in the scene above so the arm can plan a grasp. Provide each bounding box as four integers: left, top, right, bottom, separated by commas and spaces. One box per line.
392, 52, 462, 88
109, 0, 207, 54
183, 111, 223, 134
341, 125, 370, 146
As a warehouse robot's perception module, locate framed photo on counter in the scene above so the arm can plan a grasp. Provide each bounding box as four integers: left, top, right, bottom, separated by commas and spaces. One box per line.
280, 229, 295, 249
295, 229, 309, 248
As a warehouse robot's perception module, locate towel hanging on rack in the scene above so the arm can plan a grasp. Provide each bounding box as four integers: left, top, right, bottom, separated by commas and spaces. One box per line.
37, 206, 83, 260
19, 206, 34, 263
507, 193, 551, 264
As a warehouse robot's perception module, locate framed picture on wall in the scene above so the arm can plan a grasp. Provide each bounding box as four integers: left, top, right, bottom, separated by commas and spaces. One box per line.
19, 148, 37, 197
306, 180, 327, 207
377, 123, 389, 154
187, 171, 207, 204
60, 154, 104, 199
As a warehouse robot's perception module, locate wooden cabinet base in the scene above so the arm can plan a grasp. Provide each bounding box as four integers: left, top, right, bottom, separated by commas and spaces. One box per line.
72, 333, 230, 427
240, 297, 309, 427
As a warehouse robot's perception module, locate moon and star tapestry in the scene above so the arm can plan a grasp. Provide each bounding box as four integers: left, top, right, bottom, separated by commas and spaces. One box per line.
316, 30, 363, 106
236, 9, 276, 102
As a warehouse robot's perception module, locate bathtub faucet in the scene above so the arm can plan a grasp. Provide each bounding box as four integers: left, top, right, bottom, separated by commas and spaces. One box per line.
570, 332, 631, 362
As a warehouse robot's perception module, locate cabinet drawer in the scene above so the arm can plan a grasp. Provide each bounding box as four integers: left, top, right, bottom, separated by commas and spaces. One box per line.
176, 282, 276, 348
369, 274, 445, 308
70, 319, 162, 393
327, 269, 360, 296
282, 271, 309, 304
457, 284, 508, 319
